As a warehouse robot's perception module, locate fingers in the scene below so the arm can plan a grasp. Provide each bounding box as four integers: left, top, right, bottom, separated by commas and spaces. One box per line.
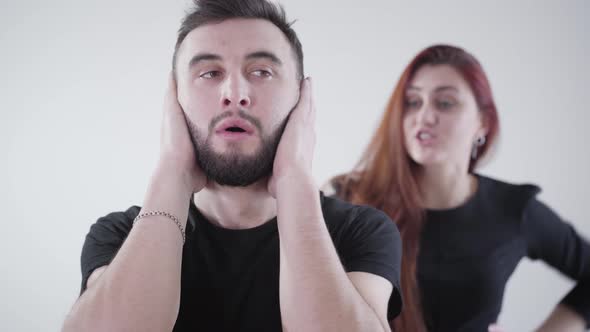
294, 77, 315, 167
488, 323, 505, 332
302, 78, 316, 148
162, 73, 189, 130
164, 72, 181, 115
168, 72, 177, 92
160, 73, 191, 152
297, 77, 314, 123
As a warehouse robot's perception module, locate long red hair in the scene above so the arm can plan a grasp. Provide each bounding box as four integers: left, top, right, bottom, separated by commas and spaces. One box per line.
332, 44, 500, 331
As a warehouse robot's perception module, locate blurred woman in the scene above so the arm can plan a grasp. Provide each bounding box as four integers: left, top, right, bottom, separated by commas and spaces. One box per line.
329, 45, 590, 332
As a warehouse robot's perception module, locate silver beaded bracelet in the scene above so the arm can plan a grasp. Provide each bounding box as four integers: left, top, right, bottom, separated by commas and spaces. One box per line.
133, 211, 186, 244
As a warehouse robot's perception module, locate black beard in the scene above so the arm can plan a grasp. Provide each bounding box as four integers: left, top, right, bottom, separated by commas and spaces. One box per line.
185, 110, 289, 187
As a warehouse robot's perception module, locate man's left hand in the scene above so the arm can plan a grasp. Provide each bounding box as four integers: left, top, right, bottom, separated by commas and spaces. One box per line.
268, 77, 316, 197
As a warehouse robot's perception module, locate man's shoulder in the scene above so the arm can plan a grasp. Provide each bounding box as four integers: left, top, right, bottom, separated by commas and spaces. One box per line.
321, 193, 395, 233
87, 205, 141, 239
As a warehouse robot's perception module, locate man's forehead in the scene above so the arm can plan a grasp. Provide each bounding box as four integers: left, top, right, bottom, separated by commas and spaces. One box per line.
179, 18, 292, 62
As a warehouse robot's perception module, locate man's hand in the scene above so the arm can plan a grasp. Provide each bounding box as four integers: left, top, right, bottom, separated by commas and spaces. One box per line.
156, 74, 207, 195
268, 77, 316, 197
489, 323, 506, 332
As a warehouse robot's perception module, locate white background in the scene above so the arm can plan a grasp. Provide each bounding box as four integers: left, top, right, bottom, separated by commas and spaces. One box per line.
1, 0, 589, 331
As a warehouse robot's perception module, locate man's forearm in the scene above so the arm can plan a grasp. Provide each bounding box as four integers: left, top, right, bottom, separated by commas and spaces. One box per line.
276, 174, 388, 332
63, 167, 191, 332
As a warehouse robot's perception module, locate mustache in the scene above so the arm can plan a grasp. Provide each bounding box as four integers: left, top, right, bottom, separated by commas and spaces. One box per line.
208, 110, 263, 133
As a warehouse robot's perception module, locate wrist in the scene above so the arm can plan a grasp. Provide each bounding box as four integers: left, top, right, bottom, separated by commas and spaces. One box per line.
143, 163, 194, 226
274, 172, 323, 228
275, 169, 316, 196
153, 161, 195, 197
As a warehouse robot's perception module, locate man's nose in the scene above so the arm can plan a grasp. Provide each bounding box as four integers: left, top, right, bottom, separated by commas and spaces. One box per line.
220, 74, 251, 109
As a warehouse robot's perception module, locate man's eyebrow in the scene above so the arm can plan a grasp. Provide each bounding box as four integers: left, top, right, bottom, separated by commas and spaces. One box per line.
245, 51, 282, 65
188, 53, 222, 68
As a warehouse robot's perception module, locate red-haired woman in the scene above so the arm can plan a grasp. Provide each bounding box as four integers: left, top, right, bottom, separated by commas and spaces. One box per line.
328, 45, 590, 332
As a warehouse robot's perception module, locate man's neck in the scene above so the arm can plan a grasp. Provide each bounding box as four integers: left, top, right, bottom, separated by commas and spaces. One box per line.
193, 178, 277, 230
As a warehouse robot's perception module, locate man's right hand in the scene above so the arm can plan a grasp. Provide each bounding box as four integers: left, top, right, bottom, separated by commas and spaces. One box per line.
62, 75, 200, 332
156, 74, 207, 196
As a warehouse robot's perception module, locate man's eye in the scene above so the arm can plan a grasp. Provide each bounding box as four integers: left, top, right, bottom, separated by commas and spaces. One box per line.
251, 70, 272, 78
200, 71, 221, 79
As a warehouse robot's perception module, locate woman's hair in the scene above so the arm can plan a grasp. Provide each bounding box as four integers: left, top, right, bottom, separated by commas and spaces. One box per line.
332, 44, 499, 331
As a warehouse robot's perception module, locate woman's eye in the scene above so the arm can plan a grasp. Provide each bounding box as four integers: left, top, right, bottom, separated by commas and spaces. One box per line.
437, 99, 455, 110
405, 99, 421, 109
200, 71, 222, 79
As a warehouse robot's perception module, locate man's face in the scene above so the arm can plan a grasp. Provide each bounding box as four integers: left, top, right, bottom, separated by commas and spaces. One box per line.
175, 18, 300, 186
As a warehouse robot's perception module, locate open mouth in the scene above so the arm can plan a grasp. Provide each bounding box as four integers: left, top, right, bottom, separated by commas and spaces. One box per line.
225, 126, 247, 133
415, 130, 437, 145
417, 132, 434, 140
215, 118, 256, 139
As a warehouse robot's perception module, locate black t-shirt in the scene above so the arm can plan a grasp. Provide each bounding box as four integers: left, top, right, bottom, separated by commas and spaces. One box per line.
80, 193, 403, 331
418, 175, 590, 331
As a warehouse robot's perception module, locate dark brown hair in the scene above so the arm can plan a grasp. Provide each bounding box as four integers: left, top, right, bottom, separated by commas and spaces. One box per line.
333, 44, 499, 331
172, 0, 304, 79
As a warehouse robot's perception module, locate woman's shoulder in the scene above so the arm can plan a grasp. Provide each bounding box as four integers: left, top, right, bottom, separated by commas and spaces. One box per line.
477, 174, 541, 215
321, 171, 363, 199
478, 174, 540, 194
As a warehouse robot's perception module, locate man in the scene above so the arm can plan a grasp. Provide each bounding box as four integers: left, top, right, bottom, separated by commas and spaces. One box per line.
62, 0, 402, 331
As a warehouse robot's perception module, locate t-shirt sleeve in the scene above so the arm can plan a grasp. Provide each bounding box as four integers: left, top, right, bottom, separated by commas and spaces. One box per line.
523, 199, 590, 327
79, 206, 140, 294
339, 206, 403, 321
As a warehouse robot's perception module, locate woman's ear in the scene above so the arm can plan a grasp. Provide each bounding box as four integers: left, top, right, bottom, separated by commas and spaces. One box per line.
476, 110, 490, 139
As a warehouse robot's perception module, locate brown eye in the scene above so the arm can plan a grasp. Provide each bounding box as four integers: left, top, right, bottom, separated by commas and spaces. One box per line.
436, 99, 455, 110
405, 98, 422, 110
200, 71, 222, 79
251, 69, 272, 78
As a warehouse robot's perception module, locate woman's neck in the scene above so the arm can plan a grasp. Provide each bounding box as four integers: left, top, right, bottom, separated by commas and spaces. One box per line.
417, 165, 478, 210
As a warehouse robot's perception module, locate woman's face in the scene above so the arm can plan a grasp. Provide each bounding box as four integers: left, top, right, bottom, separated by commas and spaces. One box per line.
402, 64, 487, 170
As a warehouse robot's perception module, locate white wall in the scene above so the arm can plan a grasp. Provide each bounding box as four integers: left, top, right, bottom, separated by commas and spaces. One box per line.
1, 0, 588, 331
